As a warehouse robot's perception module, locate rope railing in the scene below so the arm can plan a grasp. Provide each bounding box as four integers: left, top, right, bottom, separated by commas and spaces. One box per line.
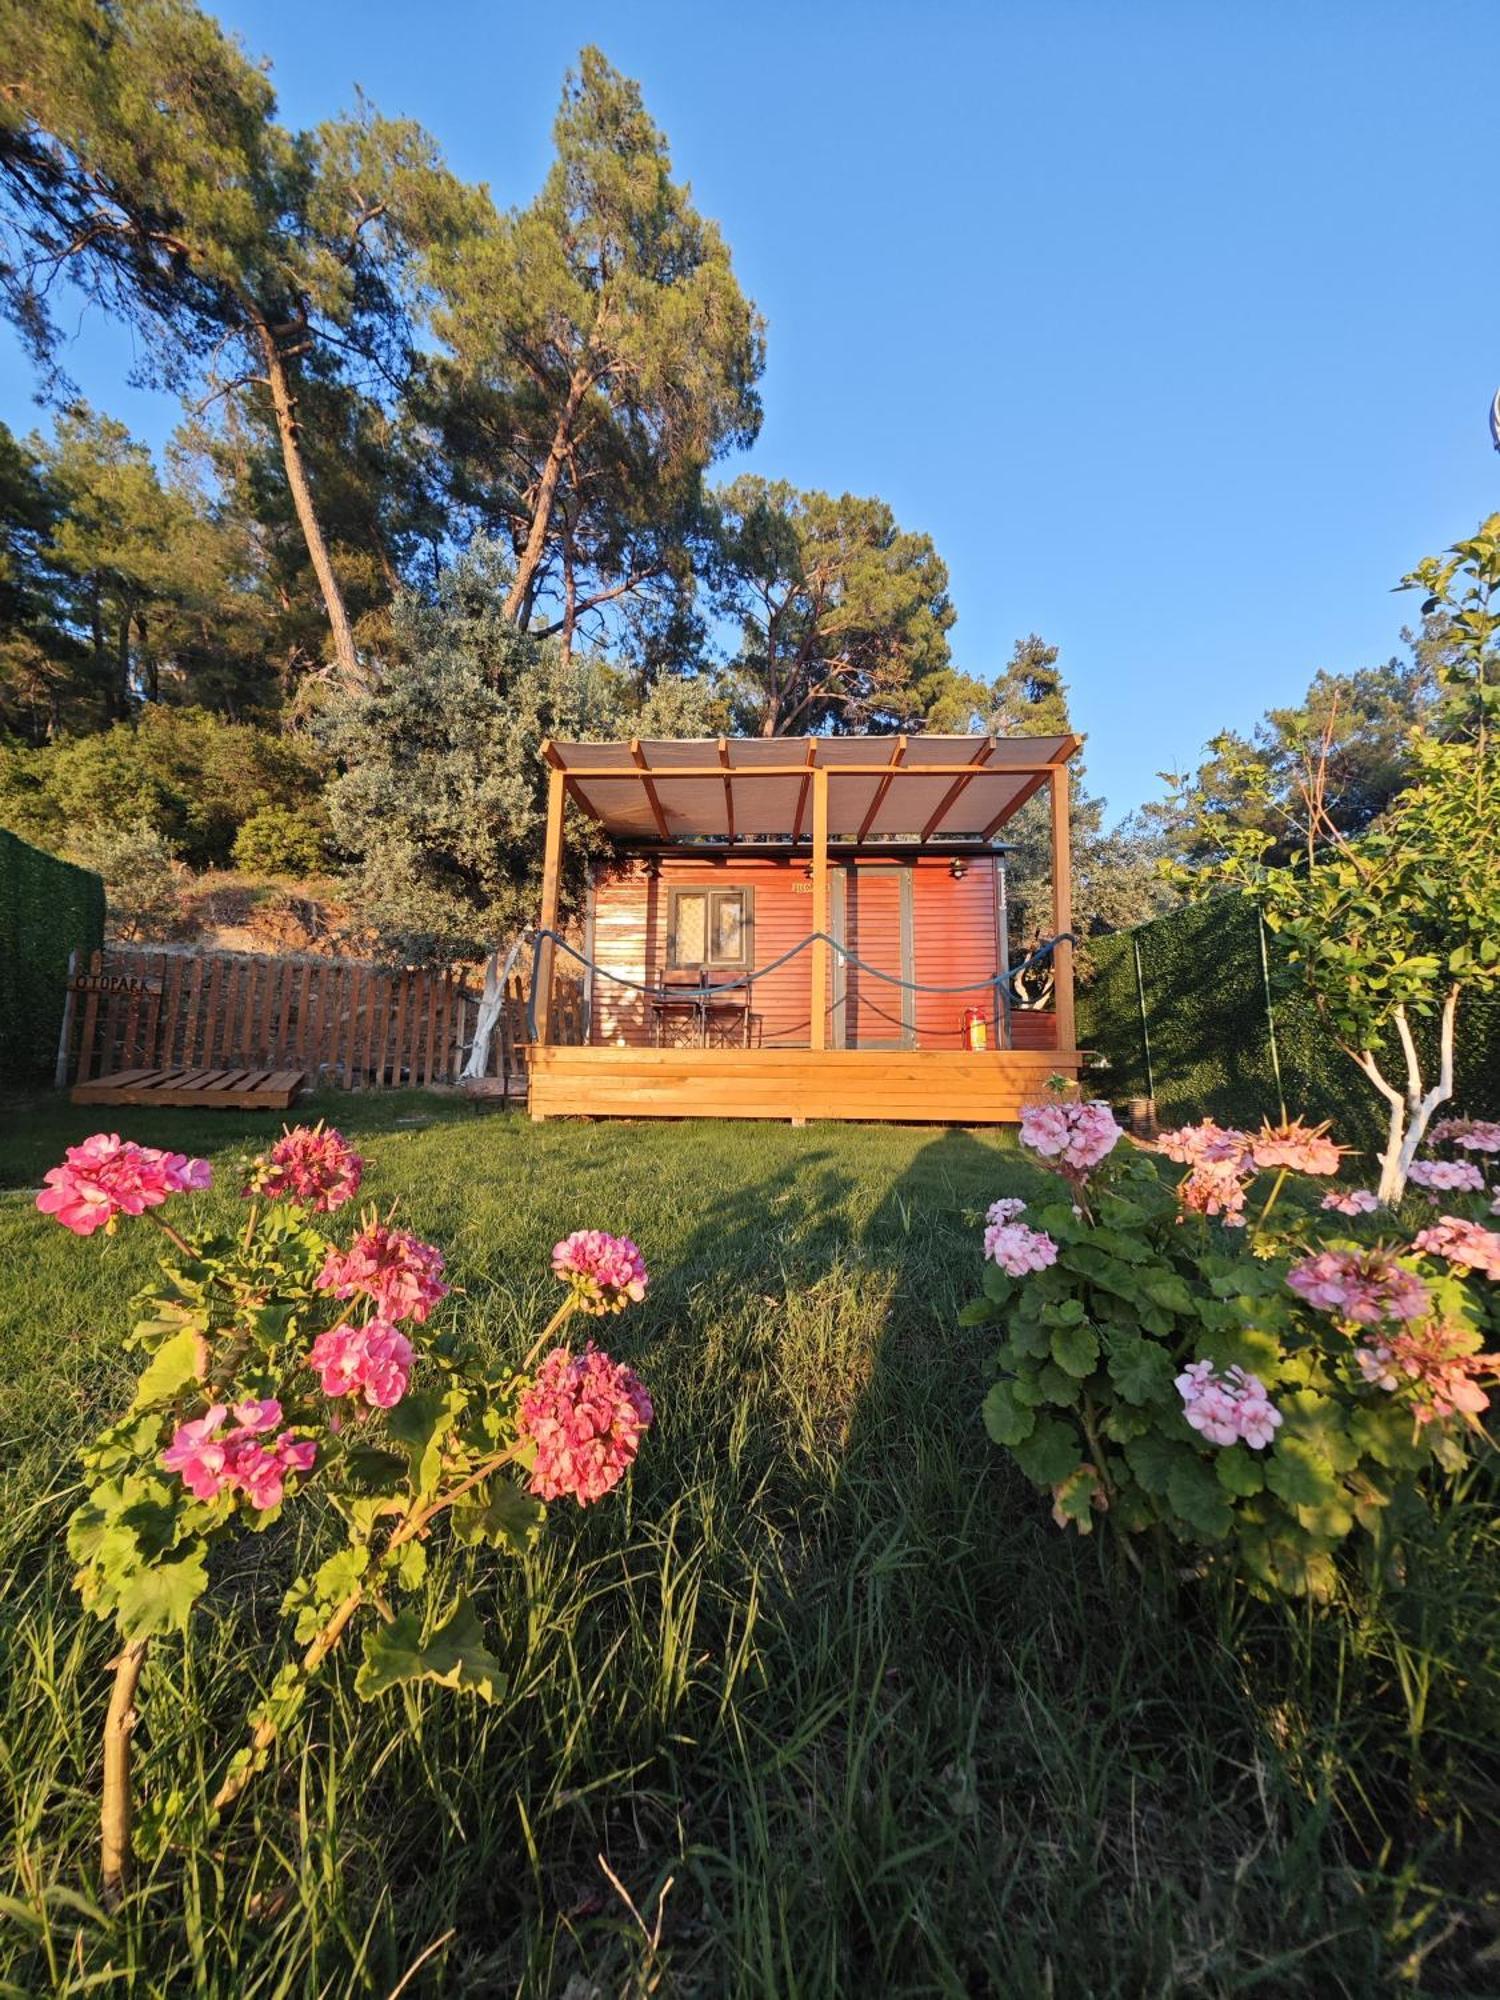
525, 928, 1074, 1045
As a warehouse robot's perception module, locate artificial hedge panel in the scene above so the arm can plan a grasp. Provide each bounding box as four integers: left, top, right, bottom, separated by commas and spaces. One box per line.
0, 828, 105, 1085
1078, 896, 1500, 1156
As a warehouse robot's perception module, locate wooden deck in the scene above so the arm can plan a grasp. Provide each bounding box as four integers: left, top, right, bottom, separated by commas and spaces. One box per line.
526, 1046, 1080, 1124
71, 1066, 307, 1111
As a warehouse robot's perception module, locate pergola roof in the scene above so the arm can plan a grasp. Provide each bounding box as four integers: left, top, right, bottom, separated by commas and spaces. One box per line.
543, 734, 1080, 846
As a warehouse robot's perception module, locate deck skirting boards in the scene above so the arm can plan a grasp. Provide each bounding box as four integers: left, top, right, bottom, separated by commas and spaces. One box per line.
526, 1046, 1080, 1123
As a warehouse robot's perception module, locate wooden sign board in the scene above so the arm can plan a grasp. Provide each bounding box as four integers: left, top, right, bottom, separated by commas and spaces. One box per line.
71, 974, 163, 996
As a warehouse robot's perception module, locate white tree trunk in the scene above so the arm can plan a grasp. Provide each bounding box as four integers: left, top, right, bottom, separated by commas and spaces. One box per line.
1352, 988, 1460, 1205
460, 935, 530, 1082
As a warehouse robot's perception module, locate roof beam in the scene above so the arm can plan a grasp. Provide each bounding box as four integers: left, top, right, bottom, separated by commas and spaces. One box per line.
629, 738, 671, 841
717, 737, 735, 843
555, 758, 1068, 782
856, 734, 907, 841
791, 740, 818, 842
920, 738, 993, 840
979, 770, 1048, 840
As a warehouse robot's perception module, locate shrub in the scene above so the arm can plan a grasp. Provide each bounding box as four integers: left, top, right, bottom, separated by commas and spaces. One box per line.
0, 707, 326, 868
37, 1122, 654, 1903
968, 1095, 1500, 1598
232, 802, 331, 875
65, 817, 181, 940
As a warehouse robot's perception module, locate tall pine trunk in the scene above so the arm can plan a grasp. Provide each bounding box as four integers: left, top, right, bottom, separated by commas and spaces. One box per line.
502, 371, 589, 626
257, 322, 367, 695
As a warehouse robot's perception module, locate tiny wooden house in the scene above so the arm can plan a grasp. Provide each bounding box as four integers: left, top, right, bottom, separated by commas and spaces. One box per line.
528, 733, 1081, 1123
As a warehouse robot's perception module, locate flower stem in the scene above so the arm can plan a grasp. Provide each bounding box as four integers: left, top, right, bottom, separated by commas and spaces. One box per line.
210, 1586, 364, 1814
149, 1215, 195, 1260
518, 1297, 578, 1373
210, 1445, 522, 1816
101, 1638, 149, 1907
1257, 1167, 1290, 1228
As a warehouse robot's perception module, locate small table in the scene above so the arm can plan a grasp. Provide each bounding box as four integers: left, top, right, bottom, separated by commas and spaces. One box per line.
650, 979, 753, 1048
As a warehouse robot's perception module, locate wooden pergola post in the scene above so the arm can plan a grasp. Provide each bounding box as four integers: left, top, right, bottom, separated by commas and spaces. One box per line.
1049, 763, 1076, 1054
809, 764, 829, 1051
536, 765, 565, 1044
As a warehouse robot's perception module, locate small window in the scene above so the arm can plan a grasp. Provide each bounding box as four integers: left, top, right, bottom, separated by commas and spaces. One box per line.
668, 886, 752, 968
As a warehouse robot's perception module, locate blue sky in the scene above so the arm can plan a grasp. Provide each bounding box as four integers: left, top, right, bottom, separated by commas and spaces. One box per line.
2, 0, 1496, 819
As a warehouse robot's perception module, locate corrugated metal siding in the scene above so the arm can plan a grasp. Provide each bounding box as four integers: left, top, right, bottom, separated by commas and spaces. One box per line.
842, 868, 907, 1047
912, 859, 1003, 1048
588, 852, 1032, 1050
590, 857, 820, 1047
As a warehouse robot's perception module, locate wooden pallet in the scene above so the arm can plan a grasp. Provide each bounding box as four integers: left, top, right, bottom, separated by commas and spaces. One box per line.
70, 1066, 307, 1111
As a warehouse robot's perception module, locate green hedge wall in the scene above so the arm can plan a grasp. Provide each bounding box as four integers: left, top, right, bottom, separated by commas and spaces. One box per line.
1078, 896, 1500, 1153
0, 828, 106, 1086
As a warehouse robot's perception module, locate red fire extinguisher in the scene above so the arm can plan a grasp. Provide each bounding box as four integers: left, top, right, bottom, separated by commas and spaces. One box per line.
963, 1006, 988, 1051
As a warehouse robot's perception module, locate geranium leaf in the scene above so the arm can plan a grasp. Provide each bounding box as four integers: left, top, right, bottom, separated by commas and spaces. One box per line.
981, 1380, 1036, 1448
1011, 1417, 1082, 1487
354, 1597, 505, 1704
1167, 1459, 1233, 1541
1050, 1322, 1100, 1379
452, 1478, 546, 1555
1106, 1333, 1176, 1406
114, 1542, 209, 1640
130, 1327, 203, 1411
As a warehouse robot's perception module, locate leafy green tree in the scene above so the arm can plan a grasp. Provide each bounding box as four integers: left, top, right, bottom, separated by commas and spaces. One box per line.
1154, 656, 1437, 872
424, 48, 764, 655
321, 539, 615, 962
0, 705, 324, 866
982, 635, 1177, 943
40, 404, 181, 716
321, 537, 703, 962
1401, 513, 1500, 747
66, 817, 182, 940
713, 478, 957, 735
1206, 735, 1498, 1201
0, 418, 88, 738
0, 0, 469, 692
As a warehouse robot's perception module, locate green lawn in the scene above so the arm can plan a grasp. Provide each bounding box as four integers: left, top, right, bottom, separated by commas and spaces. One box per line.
1, 1093, 1497, 1995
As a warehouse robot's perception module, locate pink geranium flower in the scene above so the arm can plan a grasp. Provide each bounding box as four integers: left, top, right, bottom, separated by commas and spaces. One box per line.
1286, 1249, 1431, 1326
1178, 1158, 1249, 1226
231, 1397, 283, 1434
1250, 1119, 1342, 1176
517, 1346, 654, 1505
985, 1197, 1028, 1226
1355, 1323, 1499, 1427
983, 1220, 1059, 1276
1322, 1187, 1380, 1216
552, 1231, 649, 1316
161, 1404, 230, 1500
1429, 1117, 1500, 1155
1413, 1216, 1500, 1281
307, 1319, 414, 1408
246, 1123, 364, 1213
1175, 1359, 1282, 1449
316, 1223, 448, 1324
1408, 1159, 1486, 1194
161, 1405, 316, 1509
36, 1133, 212, 1236
1155, 1121, 1252, 1170
1019, 1100, 1122, 1175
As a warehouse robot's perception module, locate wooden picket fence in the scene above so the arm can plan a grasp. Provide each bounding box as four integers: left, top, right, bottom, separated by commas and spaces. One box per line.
56, 945, 580, 1094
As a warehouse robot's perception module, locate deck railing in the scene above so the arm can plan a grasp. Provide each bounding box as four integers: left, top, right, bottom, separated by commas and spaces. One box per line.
524, 929, 1073, 1051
